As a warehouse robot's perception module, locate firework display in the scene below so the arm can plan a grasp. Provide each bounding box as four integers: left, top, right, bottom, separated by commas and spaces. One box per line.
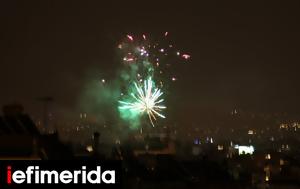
119, 77, 166, 127
117, 32, 190, 128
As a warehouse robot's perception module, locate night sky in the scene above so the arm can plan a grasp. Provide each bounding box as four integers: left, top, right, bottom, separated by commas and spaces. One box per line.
1, 1, 300, 122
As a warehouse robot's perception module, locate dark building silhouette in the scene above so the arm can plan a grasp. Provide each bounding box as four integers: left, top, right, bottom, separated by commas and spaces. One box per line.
0, 104, 72, 160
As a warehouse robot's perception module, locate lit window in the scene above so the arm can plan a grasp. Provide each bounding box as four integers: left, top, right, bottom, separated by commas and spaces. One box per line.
265, 175, 269, 182
86, 145, 93, 152
217, 145, 224, 151
265, 154, 271, 160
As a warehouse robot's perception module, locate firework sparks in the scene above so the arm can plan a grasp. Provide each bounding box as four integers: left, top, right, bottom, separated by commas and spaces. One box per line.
120, 32, 190, 67
119, 77, 166, 127
182, 54, 191, 60
126, 34, 133, 41
123, 57, 134, 62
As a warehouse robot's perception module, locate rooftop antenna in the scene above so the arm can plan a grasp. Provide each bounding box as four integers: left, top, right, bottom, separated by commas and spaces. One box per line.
36, 97, 53, 133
